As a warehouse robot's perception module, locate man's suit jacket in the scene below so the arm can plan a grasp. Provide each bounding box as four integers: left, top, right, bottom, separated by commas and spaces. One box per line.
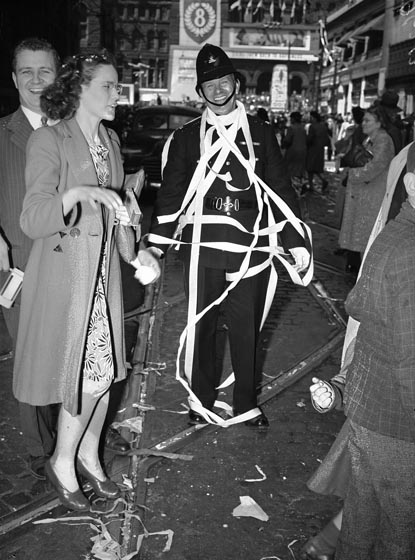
150, 114, 304, 269
0, 107, 34, 272
0, 107, 34, 340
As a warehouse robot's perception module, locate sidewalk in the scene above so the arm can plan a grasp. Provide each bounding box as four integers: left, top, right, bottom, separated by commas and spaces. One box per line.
0, 166, 356, 559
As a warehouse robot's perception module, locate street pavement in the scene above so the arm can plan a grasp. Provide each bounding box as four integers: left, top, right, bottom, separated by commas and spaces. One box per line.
0, 166, 357, 559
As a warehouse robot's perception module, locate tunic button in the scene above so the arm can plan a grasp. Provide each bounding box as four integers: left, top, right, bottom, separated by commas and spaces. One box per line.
226, 161, 230, 166
70, 227, 81, 238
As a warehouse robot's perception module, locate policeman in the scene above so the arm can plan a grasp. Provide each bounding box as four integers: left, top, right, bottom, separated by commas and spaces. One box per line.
145, 44, 311, 427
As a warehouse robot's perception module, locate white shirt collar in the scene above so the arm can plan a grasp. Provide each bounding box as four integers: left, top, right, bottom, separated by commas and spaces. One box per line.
20, 106, 44, 130
20, 106, 59, 129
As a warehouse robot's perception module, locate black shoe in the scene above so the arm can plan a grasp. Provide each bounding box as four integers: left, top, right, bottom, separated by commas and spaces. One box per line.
321, 180, 329, 193
45, 460, 90, 511
77, 460, 120, 499
104, 427, 131, 455
29, 455, 47, 480
244, 411, 269, 428
188, 410, 208, 426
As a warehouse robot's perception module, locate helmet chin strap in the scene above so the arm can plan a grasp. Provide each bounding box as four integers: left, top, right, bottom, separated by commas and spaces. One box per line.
200, 82, 237, 107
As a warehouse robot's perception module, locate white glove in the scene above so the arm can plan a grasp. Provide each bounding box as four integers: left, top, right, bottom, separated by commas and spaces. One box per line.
130, 248, 161, 285
289, 247, 311, 273
310, 377, 335, 413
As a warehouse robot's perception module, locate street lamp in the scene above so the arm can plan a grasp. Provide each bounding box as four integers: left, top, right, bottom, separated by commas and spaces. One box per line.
330, 46, 343, 115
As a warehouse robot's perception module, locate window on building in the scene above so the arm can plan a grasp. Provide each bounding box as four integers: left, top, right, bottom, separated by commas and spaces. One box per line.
118, 5, 125, 20
161, 7, 170, 21
147, 30, 156, 50
131, 28, 143, 50
158, 60, 166, 88
149, 59, 156, 87
159, 31, 168, 52
79, 2, 89, 46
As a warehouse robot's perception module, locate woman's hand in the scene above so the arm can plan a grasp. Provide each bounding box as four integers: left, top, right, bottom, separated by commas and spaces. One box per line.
115, 205, 131, 226
62, 186, 123, 216
310, 377, 335, 413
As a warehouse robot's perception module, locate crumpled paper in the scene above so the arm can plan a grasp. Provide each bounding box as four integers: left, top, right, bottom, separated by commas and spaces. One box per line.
232, 496, 269, 522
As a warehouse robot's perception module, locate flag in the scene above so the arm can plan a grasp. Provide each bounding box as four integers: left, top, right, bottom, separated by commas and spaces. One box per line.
244, 0, 253, 21
319, 19, 333, 66
254, 0, 264, 15
290, 0, 296, 19
230, 0, 242, 11
281, 0, 286, 13
303, 0, 307, 18
270, 0, 274, 18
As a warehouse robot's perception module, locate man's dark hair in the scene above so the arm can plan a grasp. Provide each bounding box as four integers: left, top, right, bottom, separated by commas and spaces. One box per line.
12, 37, 60, 73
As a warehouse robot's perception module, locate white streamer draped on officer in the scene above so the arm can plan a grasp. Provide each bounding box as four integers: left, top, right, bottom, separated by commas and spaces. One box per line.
145, 44, 312, 428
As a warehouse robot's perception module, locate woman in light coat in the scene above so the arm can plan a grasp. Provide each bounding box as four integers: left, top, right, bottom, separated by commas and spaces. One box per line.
339, 106, 395, 257
13, 52, 157, 510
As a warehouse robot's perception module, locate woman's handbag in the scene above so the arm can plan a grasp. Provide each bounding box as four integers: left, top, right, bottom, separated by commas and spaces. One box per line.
115, 170, 145, 263
115, 223, 137, 263
341, 142, 373, 168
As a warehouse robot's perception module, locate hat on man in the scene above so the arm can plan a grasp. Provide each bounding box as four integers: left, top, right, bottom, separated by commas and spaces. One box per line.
379, 90, 402, 111
196, 44, 236, 88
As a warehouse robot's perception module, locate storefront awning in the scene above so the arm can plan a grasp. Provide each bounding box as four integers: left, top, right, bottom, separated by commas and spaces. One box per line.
336, 13, 384, 45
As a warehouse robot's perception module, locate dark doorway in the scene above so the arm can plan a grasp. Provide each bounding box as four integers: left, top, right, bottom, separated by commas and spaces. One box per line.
290, 75, 303, 96
256, 72, 272, 95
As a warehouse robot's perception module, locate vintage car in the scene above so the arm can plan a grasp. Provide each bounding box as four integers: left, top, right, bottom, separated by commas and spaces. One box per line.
121, 104, 202, 189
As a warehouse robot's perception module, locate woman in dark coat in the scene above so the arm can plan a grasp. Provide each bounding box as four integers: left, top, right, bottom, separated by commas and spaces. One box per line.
13, 52, 158, 510
304, 110, 331, 193
282, 111, 307, 189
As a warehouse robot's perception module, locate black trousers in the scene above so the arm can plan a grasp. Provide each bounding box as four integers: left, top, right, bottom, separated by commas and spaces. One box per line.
183, 263, 270, 413
3, 304, 57, 458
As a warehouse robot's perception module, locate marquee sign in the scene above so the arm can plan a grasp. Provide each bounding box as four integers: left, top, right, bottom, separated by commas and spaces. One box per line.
183, 0, 217, 44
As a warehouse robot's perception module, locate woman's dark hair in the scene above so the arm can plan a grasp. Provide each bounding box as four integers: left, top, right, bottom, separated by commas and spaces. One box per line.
365, 104, 388, 129
290, 111, 302, 124
309, 110, 321, 122
256, 107, 269, 122
40, 50, 116, 120
351, 106, 364, 125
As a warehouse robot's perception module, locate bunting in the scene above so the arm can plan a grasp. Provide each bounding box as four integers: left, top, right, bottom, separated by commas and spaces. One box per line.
244, 0, 253, 22
230, 0, 242, 11
254, 0, 264, 15
290, 0, 296, 19
318, 19, 333, 66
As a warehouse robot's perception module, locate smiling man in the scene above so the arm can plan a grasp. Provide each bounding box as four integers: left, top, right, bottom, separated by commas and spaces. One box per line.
146, 44, 311, 428
0, 37, 60, 480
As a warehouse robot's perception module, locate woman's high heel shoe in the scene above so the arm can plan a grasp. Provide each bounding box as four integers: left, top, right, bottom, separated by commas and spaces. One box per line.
45, 460, 90, 511
77, 459, 120, 499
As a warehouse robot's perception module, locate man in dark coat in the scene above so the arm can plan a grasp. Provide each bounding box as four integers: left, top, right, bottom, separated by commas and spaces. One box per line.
145, 44, 311, 428
0, 38, 60, 480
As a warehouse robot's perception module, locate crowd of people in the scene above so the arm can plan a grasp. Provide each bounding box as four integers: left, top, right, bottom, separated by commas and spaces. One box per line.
0, 36, 414, 559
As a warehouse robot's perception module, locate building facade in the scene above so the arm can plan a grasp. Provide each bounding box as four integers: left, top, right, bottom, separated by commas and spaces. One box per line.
321, 0, 415, 116
80, 0, 344, 110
